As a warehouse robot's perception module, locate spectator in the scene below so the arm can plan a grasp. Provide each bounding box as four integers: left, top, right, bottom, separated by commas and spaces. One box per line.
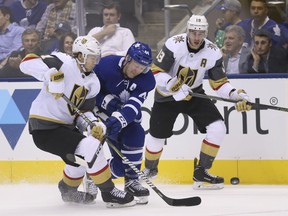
280, 4, 288, 50
246, 29, 288, 73
41, 21, 71, 54
88, 2, 135, 57
0, 6, 25, 69
36, 0, 78, 40
0, 28, 43, 77
221, 25, 250, 74
58, 31, 76, 56
215, 0, 242, 48
9, 0, 47, 29
238, 0, 288, 48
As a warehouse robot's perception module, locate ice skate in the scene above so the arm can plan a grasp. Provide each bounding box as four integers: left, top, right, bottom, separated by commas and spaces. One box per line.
83, 174, 98, 199
101, 187, 136, 208
193, 158, 224, 190
125, 178, 150, 204
142, 167, 158, 180
58, 180, 95, 204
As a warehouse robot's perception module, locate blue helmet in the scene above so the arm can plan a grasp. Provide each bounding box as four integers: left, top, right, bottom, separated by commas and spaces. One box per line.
127, 41, 152, 67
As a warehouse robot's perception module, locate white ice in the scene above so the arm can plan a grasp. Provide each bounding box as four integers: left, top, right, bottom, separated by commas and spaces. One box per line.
0, 183, 288, 216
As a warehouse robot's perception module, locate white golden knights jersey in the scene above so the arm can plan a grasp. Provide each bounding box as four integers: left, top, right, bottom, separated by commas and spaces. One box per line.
152, 33, 230, 102
20, 52, 101, 132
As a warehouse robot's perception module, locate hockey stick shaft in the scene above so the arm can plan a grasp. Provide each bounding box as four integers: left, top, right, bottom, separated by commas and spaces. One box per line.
189, 92, 288, 112
62, 95, 201, 206
106, 139, 201, 207
62, 94, 105, 168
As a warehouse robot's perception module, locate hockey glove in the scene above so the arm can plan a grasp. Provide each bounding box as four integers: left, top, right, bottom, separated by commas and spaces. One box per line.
101, 94, 123, 115
230, 89, 252, 112
89, 120, 106, 141
105, 112, 127, 141
172, 84, 192, 101
44, 68, 64, 99
166, 67, 194, 92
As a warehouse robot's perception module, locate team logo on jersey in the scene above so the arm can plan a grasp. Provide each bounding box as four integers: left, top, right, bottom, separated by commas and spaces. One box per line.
177, 65, 197, 87
68, 85, 88, 115
119, 90, 130, 102
173, 35, 185, 43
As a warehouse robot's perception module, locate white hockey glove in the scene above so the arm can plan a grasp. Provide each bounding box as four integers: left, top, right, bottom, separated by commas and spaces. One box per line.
166, 67, 194, 92
44, 67, 64, 99
229, 89, 252, 112
171, 84, 192, 101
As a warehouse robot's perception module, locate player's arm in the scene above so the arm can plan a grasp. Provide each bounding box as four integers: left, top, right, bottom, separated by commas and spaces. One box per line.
153, 45, 178, 91
154, 44, 194, 101
105, 74, 156, 141
20, 54, 63, 81
20, 54, 65, 99
74, 97, 106, 141
208, 57, 251, 112
120, 75, 155, 124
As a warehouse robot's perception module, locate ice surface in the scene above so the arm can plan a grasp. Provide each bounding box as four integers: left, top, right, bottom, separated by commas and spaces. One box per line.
0, 183, 287, 216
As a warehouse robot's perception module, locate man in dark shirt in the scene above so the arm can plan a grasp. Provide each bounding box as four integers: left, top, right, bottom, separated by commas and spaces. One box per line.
246, 29, 288, 74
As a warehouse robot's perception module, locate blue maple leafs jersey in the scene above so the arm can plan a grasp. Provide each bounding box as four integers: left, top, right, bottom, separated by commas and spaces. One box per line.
94, 55, 156, 124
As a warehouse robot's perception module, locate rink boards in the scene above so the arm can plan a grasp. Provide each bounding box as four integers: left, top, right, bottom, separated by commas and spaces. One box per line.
1, 76, 288, 184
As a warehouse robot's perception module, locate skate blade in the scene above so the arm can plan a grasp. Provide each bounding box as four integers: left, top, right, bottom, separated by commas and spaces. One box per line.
135, 196, 149, 205
193, 182, 224, 190
63, 200, 96, 205
105, 200, 137, 208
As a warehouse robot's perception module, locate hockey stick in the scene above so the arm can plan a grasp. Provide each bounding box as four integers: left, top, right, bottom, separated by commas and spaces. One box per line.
62, 95, 201, 206
62, 94, 105, 169
189, 91, 288, 112
106, 138, 201, 207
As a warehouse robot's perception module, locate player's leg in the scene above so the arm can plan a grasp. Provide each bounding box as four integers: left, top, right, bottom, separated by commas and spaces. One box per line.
32, 127, 95, 204
75, 135, 136, 207
143, 101, 178, 179
108, 123, 150, 204
32, 127, 135, 207
188, 97, 226, 189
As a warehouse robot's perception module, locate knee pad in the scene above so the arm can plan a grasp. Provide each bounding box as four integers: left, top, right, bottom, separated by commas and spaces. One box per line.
75, 136, 108, 173
145, 133, 165, 152
205, 120, 226, 145
64, 164, 86, 180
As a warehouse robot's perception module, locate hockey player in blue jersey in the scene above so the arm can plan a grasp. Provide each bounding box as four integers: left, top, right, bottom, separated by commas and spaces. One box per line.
93, 41, 156, 204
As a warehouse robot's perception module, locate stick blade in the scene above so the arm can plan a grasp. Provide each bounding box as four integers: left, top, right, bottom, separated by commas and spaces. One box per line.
164, 196, 201, 207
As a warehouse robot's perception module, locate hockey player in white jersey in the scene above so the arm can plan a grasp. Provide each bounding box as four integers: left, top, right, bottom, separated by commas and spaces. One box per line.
19, 35, 136, 207
143, 15, 252, 189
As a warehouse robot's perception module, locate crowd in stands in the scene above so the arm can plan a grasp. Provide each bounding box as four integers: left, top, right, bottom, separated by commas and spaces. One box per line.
216, 0, 288, 74
0, 0, 288, 78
